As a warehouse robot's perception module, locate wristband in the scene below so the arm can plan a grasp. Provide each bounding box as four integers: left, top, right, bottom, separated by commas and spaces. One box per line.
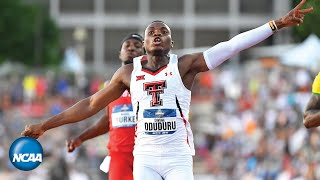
268, 20, 278, 33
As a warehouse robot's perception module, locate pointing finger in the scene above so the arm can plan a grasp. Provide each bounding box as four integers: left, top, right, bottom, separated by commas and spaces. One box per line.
294, 0, 306, 10
299, 7, 314, 14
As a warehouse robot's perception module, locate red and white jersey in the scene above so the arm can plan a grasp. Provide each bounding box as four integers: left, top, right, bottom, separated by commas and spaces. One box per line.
130, 54, 195, 156
107, 90, 135, 154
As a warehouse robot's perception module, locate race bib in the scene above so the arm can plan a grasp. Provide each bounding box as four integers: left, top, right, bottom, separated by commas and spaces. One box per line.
111, 104, 135, 128
143, 109, 177, 135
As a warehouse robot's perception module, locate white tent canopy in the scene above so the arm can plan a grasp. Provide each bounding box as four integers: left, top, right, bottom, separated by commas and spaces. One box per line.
61, 47, 85, 74
280, 34, 320, 71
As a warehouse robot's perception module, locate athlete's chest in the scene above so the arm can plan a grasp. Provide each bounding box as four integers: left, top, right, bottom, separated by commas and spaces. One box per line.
132, 65, 180, 106
133, 65, 179, 92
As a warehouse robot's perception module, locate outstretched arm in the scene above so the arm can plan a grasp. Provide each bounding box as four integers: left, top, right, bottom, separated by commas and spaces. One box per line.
304, 94, 320, 128
187, 0, 313, 73
66, 113, 110, 152
21, 66, 130, 139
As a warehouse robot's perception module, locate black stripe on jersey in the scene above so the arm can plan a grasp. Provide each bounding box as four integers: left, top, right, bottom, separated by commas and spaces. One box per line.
175, 96, 183, 117
135, 101, 139, 122
135, 101, 139, 137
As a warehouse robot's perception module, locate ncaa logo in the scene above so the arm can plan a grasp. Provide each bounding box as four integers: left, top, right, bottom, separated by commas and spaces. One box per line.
9, 137, 43, 171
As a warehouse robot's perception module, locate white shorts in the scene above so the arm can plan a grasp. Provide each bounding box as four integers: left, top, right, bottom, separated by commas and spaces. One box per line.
133, 154, 193, 180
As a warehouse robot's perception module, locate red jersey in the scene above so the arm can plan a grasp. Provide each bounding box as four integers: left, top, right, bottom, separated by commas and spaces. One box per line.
107, 90, 135, 154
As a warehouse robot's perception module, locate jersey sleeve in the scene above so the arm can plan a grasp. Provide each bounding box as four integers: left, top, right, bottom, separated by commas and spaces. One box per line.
312, 73, 320, 95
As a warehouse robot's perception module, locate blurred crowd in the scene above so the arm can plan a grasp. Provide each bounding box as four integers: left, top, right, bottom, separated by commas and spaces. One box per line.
0, 71, 107, 180
191, 61, 318, 180
0, 61, 319, 180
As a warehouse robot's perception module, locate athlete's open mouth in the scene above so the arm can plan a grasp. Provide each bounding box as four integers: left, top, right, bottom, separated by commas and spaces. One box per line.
153, 37, 161, 45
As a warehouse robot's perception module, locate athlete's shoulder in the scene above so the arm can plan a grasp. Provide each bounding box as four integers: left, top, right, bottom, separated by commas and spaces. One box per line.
177, 53, 199, 70
178, 53, 195, 62
134, 55, 147, 61
104, 80, 110, 87
111, 64, 133, 86
118, 63, 134, 73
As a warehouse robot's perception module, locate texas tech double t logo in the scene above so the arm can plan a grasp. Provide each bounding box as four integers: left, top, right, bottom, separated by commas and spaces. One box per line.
143, 80, 167, 107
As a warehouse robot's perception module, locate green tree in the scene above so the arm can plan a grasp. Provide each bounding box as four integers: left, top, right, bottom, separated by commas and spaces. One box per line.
0, 0, 60, 66
293, 0, 320, 41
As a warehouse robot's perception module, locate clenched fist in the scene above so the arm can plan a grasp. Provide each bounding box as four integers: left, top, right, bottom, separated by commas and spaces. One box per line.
66, 138, 83, 152
21, 123, 45, 139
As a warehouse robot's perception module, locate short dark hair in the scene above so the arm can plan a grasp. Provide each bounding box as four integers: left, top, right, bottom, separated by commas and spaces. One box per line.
121, 33, 144, 45
151, 20, 165, 23
151, 20, 169, 26
120, 33, 145, 53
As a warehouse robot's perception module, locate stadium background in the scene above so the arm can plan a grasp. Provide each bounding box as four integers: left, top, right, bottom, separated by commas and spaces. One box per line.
0, 0, 320, 179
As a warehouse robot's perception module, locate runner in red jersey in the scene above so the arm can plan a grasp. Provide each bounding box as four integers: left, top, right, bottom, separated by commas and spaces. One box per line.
66, 33, 144, 180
